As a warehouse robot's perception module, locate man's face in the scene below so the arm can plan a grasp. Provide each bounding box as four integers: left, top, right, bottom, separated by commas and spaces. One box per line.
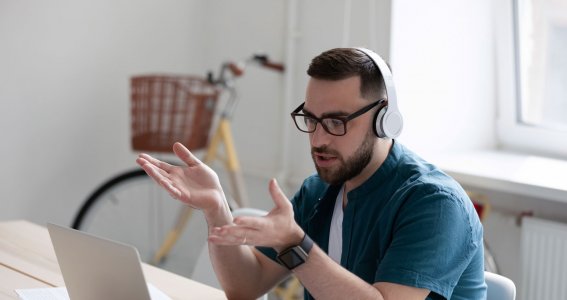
303, 76, 377, 185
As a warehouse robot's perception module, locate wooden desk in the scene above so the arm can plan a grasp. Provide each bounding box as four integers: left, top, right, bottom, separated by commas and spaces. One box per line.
0, 220, 226, 299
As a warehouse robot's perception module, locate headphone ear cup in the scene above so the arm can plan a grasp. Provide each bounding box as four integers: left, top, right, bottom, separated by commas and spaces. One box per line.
382, 110, 403, 138
373, 106, 388, 138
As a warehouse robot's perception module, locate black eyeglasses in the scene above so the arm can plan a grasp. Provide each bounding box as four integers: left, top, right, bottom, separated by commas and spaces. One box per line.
290, 99, 384, 136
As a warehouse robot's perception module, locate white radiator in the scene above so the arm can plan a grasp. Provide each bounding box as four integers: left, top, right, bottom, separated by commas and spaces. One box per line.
521, 217, 567, 300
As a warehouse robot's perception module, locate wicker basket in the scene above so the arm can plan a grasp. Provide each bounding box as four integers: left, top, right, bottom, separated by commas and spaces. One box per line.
130, 75, 219, 153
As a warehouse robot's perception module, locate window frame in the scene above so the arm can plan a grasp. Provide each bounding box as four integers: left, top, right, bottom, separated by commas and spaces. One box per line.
495, 0, 567, 159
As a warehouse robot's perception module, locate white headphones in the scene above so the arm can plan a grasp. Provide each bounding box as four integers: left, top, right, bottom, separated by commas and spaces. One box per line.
356, 47, 404, 139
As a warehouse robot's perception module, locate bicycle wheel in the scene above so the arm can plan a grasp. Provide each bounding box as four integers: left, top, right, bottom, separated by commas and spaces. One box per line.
71, 169, 196, 266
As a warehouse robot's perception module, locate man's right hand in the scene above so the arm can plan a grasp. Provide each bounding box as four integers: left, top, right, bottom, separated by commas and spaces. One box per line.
136, 142, 229, 223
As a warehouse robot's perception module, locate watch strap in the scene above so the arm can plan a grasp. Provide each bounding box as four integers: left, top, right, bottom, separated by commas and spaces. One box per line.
276, 233, 314, 270
298, 233, 314, 254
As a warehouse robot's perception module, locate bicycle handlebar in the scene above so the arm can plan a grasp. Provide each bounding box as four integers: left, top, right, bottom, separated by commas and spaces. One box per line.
207, 53, 285, 119
227, 62, 245, 77
252, 54, 285, 72
259, 61, 285, 72
208, 53, 284, 86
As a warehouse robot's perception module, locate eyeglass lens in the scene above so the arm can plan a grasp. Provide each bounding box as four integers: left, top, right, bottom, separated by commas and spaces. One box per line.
296, 116, 345, 135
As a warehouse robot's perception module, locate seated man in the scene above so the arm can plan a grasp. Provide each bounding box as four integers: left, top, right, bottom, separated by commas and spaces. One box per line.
137, 47, 487, 299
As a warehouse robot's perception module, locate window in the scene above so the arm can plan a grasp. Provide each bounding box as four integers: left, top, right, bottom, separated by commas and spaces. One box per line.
516, 0, 567, 131
496, 0, 567, 159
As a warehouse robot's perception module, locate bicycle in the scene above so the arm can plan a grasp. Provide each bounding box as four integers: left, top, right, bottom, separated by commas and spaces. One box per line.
71, 53, 284, 270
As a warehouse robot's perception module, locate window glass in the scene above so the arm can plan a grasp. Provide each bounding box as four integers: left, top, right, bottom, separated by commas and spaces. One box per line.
516, 0, 567, 131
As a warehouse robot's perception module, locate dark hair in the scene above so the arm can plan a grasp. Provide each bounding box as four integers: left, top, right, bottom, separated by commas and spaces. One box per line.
307, 48, 386, 100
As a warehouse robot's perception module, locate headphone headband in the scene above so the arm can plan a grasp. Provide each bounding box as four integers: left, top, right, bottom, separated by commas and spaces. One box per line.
355, 47, 403, 138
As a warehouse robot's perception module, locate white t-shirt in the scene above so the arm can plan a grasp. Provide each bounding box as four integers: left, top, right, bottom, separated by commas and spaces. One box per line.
328, 185, 344, 264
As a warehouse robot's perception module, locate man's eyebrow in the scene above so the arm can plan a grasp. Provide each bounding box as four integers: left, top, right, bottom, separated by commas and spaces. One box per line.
302, 107, 349, 118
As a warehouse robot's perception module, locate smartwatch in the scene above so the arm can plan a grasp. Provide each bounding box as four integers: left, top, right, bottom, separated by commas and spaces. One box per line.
276, 234, 314, 270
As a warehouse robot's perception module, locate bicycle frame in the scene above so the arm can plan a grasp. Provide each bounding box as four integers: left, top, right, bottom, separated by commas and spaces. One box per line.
152, 55, 283, 265
152, 116, 247, 264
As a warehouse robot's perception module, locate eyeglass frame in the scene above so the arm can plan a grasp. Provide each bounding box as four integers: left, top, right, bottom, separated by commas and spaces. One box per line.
290, 99, 385, 136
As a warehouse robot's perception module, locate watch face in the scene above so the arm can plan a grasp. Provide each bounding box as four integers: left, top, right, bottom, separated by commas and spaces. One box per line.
278, 248, 307, 269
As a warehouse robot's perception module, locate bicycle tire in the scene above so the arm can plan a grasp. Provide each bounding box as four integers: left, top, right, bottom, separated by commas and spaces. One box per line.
72, 169, 147, 230
70, 167, 208, 273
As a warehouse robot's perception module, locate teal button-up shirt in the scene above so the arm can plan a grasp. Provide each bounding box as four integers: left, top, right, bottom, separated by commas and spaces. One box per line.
259, 142, 486, 299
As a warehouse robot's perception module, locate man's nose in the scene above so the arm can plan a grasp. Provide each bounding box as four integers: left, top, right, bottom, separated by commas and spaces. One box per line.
310, 124, 331, 147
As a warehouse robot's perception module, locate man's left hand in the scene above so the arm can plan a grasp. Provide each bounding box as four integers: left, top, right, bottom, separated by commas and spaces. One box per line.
208, 179, 304, 252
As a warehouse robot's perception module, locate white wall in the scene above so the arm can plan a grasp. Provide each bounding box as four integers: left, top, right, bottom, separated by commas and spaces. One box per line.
391, 0, 496, 158
0, 0, 395, 224
0, 0, 209, 223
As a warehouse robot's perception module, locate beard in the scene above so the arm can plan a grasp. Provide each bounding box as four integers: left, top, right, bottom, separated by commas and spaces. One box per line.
311, 130, 375, 185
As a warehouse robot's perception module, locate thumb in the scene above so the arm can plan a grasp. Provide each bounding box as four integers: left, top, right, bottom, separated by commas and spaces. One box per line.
173, 142, 201, 166
269, 178, 290, 209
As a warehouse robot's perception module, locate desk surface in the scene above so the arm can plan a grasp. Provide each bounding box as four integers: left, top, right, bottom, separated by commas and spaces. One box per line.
0, 220, 226, 300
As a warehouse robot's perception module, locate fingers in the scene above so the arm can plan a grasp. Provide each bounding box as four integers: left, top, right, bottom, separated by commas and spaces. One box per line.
269, 178, 290, 210
136, 156, 171, 179
137, 153, 174, 172
137, 158, 181, 198
209, 225, 257, 246
233, 216, 266, 229
173, 142, 201, 167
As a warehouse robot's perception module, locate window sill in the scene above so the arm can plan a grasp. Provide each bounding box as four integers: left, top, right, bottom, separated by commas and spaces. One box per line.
429, 150, 567, 205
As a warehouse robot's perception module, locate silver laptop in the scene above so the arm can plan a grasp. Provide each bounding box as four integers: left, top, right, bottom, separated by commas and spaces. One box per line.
47, 223, 165, 300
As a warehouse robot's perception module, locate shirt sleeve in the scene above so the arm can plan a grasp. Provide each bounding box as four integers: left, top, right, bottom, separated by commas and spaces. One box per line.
374, 188, 482, 299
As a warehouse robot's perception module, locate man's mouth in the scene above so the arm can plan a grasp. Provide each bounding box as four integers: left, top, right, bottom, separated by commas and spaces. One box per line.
315, 153, 335, 160
313, 152, 339, 166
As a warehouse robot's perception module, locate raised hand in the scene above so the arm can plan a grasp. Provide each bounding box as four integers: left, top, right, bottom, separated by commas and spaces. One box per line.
208, 179, 304, 251
136, 142, 227, 214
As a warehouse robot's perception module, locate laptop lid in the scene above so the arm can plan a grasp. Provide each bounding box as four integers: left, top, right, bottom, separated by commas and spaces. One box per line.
47, 223, 151, 300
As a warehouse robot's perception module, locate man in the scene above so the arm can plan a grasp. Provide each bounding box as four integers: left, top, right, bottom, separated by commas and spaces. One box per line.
137, 48, 486, 299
